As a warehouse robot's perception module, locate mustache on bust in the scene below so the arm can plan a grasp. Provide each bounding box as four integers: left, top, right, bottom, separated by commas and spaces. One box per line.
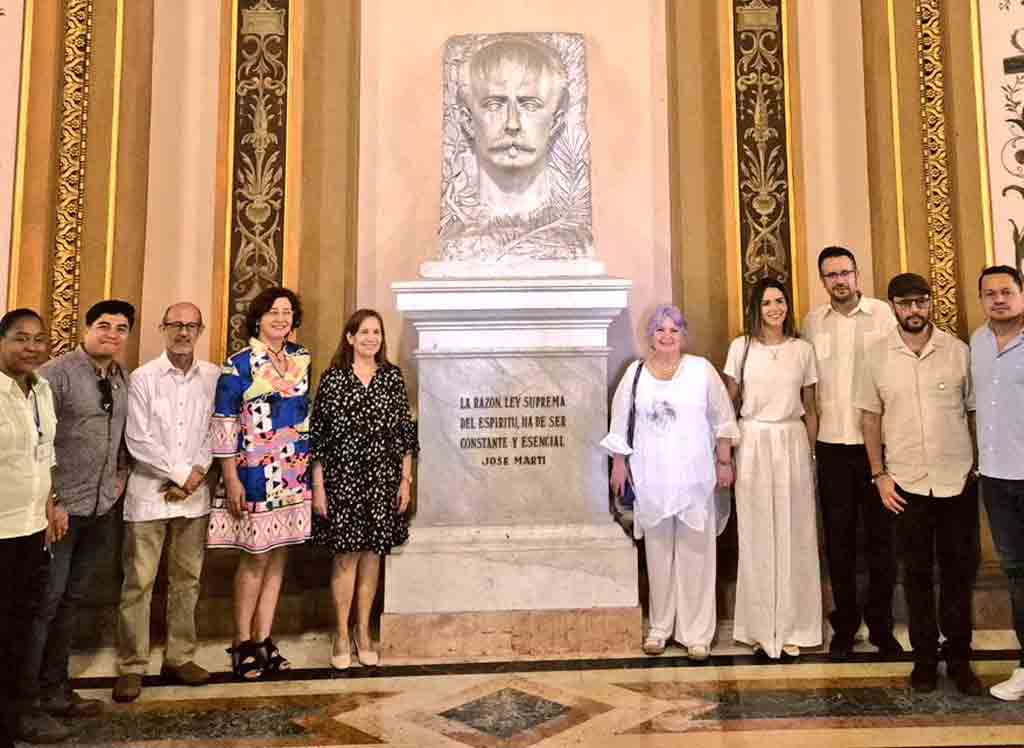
488, 142, 537, 153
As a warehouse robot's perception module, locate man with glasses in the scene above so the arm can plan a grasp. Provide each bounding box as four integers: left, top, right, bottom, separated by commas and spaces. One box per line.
971, 266, 1024, 700
856, 273, 981, 695
112, 303, 219, 702
23, 300, 135, 727
802, 246, 900, 661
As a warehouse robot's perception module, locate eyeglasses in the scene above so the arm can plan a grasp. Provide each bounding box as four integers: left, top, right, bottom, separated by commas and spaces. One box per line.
822, 270, 856, 282
893, 296, 932, 311
98, 377, 113, 414
161, 322, 203, 333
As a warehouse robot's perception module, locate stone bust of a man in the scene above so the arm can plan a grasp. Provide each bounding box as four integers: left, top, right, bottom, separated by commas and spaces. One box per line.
426, 33, 598, 276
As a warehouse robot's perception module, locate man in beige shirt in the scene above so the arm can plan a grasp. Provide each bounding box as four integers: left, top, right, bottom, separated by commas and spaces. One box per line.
802, 246, 900, 661
856, 272, 980, 696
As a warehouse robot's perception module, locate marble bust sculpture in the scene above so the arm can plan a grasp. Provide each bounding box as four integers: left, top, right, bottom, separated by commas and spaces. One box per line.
421, 33, 604, 277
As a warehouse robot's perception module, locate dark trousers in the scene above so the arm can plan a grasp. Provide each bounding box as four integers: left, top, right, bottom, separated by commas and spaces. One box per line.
0, 530, 50, 741
816, 441, 897, 641
895, 483, 979, 664
982, 476, 1024, 665
22, 509, 118, 701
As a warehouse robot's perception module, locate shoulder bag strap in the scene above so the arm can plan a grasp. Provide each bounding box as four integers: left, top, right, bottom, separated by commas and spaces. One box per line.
626, 360, 644, 449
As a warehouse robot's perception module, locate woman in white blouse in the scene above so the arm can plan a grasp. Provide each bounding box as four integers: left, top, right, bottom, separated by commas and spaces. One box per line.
602, 305, 739, 658
724, 277, 822, 659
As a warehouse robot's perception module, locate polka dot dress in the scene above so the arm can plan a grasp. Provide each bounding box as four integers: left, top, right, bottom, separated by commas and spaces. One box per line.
310, 363, 418, 555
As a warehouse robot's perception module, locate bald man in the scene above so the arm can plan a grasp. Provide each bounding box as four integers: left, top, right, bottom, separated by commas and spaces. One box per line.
113, 303, 220, 702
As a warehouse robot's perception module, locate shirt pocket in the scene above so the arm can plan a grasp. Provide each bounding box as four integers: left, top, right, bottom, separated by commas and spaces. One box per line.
925, 370, 965, 412
813, 333, 831, 361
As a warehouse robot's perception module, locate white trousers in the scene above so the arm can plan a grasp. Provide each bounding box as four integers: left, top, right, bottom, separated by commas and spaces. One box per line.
644, 515, 717, 647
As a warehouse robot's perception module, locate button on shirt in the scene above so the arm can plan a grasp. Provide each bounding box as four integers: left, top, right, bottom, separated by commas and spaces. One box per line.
971, 324, 1024, 480
124, 352, 221, 522
802, 295, 896, 445
0, 373, 57, 539
855, 327, 975, 497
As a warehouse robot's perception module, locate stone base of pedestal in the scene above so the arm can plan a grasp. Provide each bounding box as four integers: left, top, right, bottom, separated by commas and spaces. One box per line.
379, 606, 642, 659
383, 523, 638, 614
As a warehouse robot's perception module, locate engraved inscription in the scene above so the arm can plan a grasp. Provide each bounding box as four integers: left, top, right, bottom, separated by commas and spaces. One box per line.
456, 392, 568, 467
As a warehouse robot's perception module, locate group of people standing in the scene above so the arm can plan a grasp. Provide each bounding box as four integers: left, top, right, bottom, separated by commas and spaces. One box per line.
603, 247, 1024, 701
0, 289, 417, 746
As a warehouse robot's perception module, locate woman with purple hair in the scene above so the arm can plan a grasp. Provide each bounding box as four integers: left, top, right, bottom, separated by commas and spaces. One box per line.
601, 304, 739, 658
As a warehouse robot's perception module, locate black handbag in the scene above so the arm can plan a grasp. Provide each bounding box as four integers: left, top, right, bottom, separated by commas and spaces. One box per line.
620, 360, 644, 508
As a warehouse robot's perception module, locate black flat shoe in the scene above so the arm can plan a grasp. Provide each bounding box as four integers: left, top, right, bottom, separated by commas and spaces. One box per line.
910, 662, 938, 693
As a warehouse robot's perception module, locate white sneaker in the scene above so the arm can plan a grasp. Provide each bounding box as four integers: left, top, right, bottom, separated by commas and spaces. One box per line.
990, 667, 1024, 701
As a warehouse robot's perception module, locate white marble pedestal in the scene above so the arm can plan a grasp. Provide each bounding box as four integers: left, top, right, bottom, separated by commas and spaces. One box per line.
382, 278, 640, 659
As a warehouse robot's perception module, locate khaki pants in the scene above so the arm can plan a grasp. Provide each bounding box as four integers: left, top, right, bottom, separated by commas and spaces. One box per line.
117, 516, 208, 674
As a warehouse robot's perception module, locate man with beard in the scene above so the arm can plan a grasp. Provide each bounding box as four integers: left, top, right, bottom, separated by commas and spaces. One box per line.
970, 265, 1024, 700
802, 246, 900, 660
856, 273, 981, 695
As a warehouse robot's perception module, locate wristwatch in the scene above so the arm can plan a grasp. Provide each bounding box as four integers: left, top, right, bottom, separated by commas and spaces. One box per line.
870, 470, 888, 484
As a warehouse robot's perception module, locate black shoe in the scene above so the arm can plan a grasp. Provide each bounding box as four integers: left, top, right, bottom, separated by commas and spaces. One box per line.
829, 633, 855, 661
948, 661, 984, 696
910, 662, 938, 692
871, 633, 905, 657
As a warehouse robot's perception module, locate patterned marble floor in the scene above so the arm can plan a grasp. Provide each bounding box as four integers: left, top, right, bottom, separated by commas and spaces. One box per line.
25, 629, 1024, 748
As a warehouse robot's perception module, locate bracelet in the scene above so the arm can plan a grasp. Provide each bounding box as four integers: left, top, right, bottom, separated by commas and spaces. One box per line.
870, 470, 888, 483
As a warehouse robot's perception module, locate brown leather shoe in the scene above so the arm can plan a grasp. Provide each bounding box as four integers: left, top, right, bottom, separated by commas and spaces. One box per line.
112, 674, 143, 703
160, 661, 210, 686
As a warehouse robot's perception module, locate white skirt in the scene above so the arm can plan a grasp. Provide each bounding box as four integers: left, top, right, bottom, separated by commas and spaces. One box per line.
732, 419, 823, 658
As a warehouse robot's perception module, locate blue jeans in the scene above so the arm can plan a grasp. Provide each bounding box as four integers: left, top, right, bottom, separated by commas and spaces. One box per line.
21, 508, 119, 701
983, 476, 1024, 665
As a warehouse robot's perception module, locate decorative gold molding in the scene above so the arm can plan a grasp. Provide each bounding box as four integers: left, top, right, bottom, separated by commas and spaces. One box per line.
223, 0, 290, 355
102, 0, 125, 298
730, 0, 795, 309
51, 0, 94, 355
886, 0, 910, 273
8, 0, 35, 308
916, 0, 958, 333
969, 0, 995, 267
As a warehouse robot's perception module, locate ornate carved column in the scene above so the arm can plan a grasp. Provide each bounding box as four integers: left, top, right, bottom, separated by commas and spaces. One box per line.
51, 0, 93, 355
222, 0, 292, 355
916, 0, 959, 333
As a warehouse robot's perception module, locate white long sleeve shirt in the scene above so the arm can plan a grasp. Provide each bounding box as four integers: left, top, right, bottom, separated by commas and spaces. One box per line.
124, 352, 221, 522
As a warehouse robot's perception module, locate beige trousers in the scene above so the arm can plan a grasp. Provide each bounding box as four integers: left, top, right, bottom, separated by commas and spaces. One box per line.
117, 516, 208, 674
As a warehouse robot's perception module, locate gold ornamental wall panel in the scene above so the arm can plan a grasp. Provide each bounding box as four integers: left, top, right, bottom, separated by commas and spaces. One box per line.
730, 0, 795, 307
224, 0, 291, 354
916, 0, 959, 333
51, 0, 94, 356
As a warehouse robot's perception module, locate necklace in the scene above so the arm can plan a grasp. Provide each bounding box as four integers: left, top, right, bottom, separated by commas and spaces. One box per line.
266, 345, 288, 377
759, 337, 785, 360
647, 355, 682, 380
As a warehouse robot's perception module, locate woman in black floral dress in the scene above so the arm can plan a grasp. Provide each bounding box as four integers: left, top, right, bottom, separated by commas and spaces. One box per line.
310, 309, 417, 670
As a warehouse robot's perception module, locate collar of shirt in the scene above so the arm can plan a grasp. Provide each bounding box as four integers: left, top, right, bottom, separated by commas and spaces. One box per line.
821, 294, 874, 320
73, 345, 125, 382
0, 369, 43, 395
156, 350, 202, 379
889, 325, 945, 359
984, 322, 1024, 356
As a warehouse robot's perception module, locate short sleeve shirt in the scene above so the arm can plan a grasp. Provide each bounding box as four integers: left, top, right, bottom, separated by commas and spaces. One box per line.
723, 337, 817, 422
970, 324, 1024, 480
855, 327, 974, 497
802, 296, 895, 445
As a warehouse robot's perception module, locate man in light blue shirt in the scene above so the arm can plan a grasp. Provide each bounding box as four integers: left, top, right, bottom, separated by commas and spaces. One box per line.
971, 265, 1024, 700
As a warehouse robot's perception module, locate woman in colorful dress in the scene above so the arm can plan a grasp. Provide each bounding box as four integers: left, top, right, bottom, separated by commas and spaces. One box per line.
723, 277, 822, 659
209, 287, 312, 679
602, 305, 739, 658
310, 309, 417, 670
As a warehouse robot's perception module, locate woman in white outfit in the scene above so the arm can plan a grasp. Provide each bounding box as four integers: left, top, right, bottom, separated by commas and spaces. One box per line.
723, 277, 822, 659
602, 305, 739, 658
